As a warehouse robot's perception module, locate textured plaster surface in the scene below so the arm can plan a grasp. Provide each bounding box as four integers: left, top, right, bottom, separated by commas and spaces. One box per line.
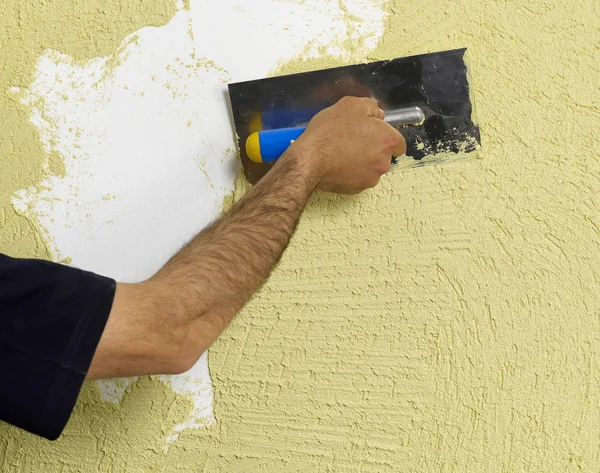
1, 0, 599, 472
206, 0, 600, 471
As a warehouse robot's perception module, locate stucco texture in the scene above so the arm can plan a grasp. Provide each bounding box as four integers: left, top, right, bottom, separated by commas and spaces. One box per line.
2, 0, 600, 472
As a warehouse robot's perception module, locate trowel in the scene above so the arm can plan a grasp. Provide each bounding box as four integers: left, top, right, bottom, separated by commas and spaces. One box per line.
228, 48, 480, 184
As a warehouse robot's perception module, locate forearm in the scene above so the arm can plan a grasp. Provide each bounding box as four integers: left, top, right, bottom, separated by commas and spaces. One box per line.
88, 148, 317, 379
152, 148, 317, 351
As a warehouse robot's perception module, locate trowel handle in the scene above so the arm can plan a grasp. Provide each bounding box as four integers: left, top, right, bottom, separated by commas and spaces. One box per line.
246, 127, 306, 163
245, 106, 425, 164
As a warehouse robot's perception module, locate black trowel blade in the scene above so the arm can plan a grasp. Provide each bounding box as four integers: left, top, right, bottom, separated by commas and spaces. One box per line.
228, 48, 480, 184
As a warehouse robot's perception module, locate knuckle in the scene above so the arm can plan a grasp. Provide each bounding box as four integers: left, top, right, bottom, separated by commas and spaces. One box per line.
367, 174, 381, 188
377, 163, 391, 175
387, 131, 402, 148
339, 96, 360, 109
384, 132, 405, 154
362, 97, 375, 106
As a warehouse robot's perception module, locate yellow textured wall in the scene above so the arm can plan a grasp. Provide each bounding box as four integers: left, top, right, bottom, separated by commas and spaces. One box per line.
1, 0, 600, 472
0, 0, 178, 259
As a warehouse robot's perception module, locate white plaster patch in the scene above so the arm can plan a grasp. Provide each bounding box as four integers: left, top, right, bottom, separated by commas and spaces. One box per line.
97, 377, 137, 404
15, 0, 388, 443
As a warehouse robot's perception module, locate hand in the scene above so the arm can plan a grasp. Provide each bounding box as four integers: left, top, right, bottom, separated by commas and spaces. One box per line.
288, 96, 406, 194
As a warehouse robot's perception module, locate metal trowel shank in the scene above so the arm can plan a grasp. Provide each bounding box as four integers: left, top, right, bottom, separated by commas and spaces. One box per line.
228, 48, 480, 184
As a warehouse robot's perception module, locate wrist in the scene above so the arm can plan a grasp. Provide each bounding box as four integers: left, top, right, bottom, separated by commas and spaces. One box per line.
278, 139, 321, 191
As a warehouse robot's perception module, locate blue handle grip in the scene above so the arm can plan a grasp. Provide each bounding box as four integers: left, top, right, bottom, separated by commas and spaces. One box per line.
253, 127, 307, 163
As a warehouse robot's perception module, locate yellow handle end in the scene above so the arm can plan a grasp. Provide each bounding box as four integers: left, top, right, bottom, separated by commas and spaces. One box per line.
246, 132, 263, 163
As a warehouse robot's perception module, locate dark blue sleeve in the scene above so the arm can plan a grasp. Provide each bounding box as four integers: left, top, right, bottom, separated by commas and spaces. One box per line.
0, 253, 116, 440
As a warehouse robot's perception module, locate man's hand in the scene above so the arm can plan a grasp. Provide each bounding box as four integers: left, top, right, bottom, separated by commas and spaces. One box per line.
293, 96, 406, 194
87, 96, 406, 379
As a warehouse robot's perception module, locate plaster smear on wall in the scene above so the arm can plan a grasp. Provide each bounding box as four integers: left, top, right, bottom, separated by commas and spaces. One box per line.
0, 0, 389, 466
0, 1, 178, 259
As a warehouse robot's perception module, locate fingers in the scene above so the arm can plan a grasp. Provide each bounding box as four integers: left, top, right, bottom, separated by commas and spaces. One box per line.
359, 97, 385, 120
337, 96, 384, 120
388, 125, 407, 157
372, 120, 407, 157
377, 158, 393, 177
